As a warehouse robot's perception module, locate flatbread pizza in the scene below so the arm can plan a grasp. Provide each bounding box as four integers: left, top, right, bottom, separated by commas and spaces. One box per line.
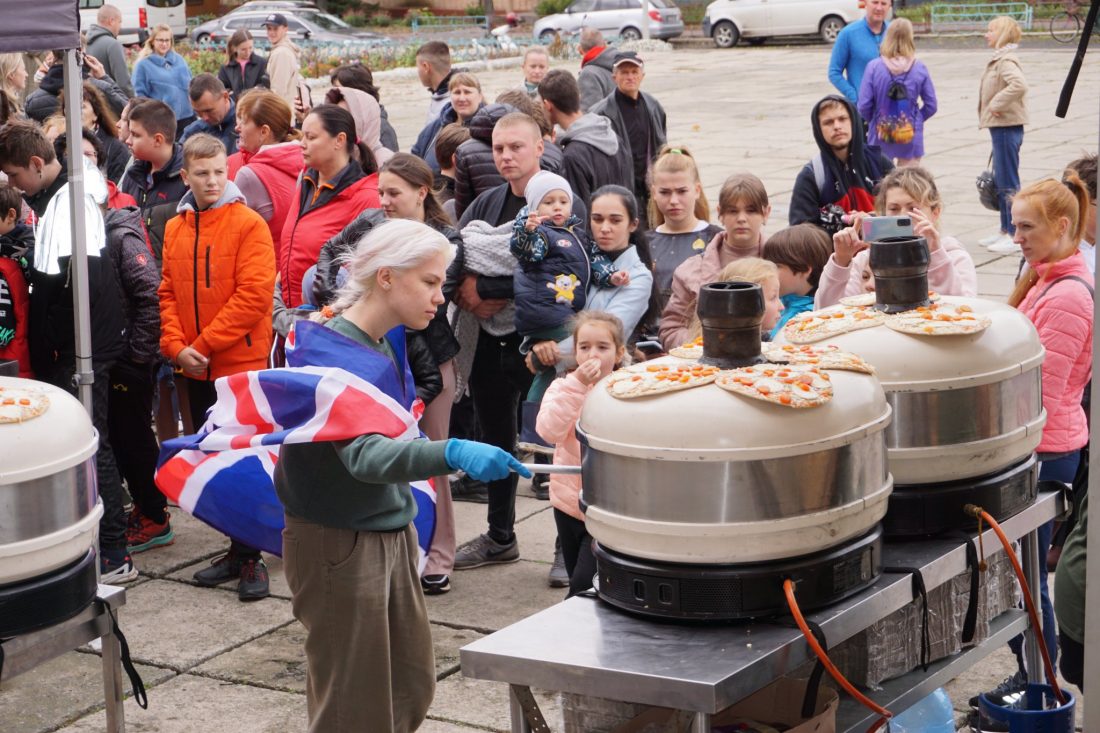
606, 362, 720, 399
669, 336, 703, 360
715, 364, 833, 408
0, 386, 50, 424
839, 291, 940, 308
762, 343, 875, 374
884, 303, 991, 336
783, 305, 887, 344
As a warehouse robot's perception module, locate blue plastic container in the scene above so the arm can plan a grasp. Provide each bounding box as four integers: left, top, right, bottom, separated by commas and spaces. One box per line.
888, 688, 955, 733
979, 684, 1076, 732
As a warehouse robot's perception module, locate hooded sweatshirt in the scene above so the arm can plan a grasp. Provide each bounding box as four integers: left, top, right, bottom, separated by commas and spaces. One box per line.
557, 113, 633, 209
788, 95, 893, 228
578, 46, 617, 113
327, 87, 394, 166
159, 181, 275, 379
86, 23, 134, 97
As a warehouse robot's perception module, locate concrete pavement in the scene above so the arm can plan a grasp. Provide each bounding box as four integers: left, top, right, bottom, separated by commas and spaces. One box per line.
1, 42, 1097, 732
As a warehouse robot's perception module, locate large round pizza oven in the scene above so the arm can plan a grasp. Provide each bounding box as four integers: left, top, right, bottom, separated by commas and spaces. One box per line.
577, 282, 894, 621
777, 235, 1045, 537
0, 376, 102, 636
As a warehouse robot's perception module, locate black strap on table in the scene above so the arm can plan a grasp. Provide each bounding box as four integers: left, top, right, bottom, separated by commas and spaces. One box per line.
960, 536, 981, 644
883, 566, 931, 672
799, 619, 828, 720
97, 596, 148, 709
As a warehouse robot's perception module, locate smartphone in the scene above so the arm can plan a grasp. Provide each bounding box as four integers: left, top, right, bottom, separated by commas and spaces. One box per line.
862, 215, 914, 242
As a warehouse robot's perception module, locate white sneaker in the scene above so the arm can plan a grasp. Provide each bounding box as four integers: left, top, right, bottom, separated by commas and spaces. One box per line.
979, 232, 1006, 246
987, 236, 1020, 255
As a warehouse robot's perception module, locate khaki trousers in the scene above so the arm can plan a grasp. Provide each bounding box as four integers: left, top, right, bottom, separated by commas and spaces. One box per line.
419, 359, 456, 577
283, 514, 435, 732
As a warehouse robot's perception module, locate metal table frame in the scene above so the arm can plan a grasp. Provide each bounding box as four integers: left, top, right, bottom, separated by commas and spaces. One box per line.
461, 491, 1063, 733
0, 585, 128, 733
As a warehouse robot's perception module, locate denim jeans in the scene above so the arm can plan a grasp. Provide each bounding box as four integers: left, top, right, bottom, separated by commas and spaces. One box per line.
990, 125, 1024, 234
1008, 452, 1079, 676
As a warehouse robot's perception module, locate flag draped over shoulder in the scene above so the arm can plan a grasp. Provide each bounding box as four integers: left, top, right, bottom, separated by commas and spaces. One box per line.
154, 320, 437, 568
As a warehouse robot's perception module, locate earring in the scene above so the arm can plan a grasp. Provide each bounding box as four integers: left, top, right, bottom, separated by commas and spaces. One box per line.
383, 283, 391, 290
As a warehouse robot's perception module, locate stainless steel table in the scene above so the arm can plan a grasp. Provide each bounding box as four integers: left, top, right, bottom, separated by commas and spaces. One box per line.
0, 585, 128, 732
461, 491, 1063, 733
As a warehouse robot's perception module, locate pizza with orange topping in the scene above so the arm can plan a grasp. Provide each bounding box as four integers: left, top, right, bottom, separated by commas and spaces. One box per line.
783, 305, 887, 344
606, 362, 721, 398
0, 386, 50, 423
884, 302, 991, 336
715, 364, 833, 408
762, 343, 875, 374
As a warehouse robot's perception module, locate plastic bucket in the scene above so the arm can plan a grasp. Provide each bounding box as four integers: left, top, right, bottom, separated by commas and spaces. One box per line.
978, 684, 1075, 732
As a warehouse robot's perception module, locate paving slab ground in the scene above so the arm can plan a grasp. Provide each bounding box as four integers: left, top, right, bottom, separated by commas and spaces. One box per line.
1, 40, 1096, 733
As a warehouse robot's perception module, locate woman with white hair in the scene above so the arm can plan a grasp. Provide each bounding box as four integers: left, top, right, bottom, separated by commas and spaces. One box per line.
274, 218, 530, 733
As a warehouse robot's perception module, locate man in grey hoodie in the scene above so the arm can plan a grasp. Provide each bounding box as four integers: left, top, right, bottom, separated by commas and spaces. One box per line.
539, 69, 632, 208
85, 5, 133, 97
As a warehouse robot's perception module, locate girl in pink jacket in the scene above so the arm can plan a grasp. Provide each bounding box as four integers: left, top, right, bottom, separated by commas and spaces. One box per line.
536, 311, 626, 596
1003, 173, 1093, 681
816, 167, 977, 309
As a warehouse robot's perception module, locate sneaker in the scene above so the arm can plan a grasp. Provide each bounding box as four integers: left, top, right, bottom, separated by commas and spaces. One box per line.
969, 671, 1026, 711
421, 574, 451, 595
126, 509, 175, 554
454, 533, 520, 570
548, 543, 569, 588
532, 474, 550, 501
451, 476, 489, 503
987, 236, 1020, 254
100, 547, 139, 584
237, 557, 270, 601
980, 232, 1006, 246
193, 550, 242, 587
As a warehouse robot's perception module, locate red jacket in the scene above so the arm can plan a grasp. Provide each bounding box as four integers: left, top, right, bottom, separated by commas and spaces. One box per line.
1018, 253, 1094, 454
237, 143, 304, 249
0, 257, 31, 377
278, 169, 379, 308
108, 181, 138, 210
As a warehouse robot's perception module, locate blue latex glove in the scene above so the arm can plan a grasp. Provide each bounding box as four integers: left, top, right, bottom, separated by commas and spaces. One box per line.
445, 439, 532, 482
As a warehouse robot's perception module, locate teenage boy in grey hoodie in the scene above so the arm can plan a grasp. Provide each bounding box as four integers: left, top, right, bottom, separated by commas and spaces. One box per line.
539, 69, 632, 208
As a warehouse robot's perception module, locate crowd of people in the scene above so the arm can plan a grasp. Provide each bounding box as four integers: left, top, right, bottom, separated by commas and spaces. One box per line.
0, 1, 1096, 728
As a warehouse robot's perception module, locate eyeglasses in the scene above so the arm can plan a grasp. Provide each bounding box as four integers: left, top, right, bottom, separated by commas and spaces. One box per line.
154, 38, 172, 44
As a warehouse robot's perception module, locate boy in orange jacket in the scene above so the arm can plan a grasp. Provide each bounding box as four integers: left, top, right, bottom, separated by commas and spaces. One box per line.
159, 133, 276, 601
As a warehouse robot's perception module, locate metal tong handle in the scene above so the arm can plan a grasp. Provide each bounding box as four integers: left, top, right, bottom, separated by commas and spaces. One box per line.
518, 463, 582, 475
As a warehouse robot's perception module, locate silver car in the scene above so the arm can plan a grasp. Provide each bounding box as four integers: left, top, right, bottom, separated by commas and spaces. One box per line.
190, 9, 386, 45
533, 0, 685, 43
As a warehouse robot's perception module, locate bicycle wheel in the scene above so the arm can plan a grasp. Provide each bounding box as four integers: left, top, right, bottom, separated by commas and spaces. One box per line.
1050, 11, 1081, 43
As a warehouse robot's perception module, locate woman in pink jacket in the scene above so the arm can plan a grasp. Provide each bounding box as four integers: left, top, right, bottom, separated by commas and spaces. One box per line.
536, 311, 626, 596
1003, 173, 1093, 684
659, 173, 771, 349
817, 167, 977, 308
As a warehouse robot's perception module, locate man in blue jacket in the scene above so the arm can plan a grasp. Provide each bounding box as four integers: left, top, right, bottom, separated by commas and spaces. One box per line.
181, 75, 237, 155
827, 0, 892, 105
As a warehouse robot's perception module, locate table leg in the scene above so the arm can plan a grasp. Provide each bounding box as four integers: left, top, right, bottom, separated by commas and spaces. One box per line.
509, 685, 532, 733
101, 624, 125, 733
1021, 528, 1044, 680
691, 711, 711, 732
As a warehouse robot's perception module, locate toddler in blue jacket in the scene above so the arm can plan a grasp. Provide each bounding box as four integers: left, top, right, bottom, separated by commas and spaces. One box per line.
511, 171, 628, 401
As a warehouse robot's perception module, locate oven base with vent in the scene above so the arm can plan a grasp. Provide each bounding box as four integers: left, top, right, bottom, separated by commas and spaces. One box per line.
593, 527, 882, 622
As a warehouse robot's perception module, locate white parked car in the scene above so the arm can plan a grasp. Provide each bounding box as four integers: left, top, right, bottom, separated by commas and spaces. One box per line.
534, 0, 685, 43
79, 0, 187, 44
702, 0, 862, 48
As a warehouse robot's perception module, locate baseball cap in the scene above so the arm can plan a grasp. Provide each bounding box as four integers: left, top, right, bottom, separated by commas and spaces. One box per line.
263, 13, 289, 27
612, 51, 644, 70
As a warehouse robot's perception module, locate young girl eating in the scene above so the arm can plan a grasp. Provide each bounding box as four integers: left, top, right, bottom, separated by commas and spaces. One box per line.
817, 166, 977, 309
646, 146, 722, 315
660, 173, 771, 349
536, 311, 626, 597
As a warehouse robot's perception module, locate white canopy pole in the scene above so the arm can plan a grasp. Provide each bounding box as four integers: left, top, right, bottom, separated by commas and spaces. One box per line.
62, 49, 93, 413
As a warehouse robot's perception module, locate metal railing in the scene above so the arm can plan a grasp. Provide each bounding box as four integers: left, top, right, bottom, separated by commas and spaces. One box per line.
409, 15, 491, 34
930, 2, 1034, 31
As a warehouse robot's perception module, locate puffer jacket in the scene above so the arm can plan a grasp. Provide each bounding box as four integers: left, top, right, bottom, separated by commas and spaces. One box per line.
453, 103, 566, 220
159, 181, 276, 379
815, 234, 977, 309
979, 46, 1028, 129
536, 371, 592, 521
120, 143, 189, 266
658, 231, 764, 350
25, 64, 128, 121
104, 207, 160, 364
1018, 254, 1093, 454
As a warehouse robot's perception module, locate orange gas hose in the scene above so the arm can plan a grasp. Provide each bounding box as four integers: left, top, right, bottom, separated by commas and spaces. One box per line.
963, 505, 1067, 706
782, 578, 892, 733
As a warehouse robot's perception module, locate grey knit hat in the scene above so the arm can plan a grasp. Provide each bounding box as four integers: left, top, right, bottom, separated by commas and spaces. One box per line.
524, 171, 573, 210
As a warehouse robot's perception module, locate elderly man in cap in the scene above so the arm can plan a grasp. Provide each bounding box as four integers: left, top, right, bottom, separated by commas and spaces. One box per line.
588, 51, 667, 228
263, 13, 301, 109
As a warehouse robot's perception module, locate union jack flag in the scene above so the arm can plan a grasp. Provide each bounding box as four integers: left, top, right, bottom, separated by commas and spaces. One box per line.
155, 320, 437, 568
